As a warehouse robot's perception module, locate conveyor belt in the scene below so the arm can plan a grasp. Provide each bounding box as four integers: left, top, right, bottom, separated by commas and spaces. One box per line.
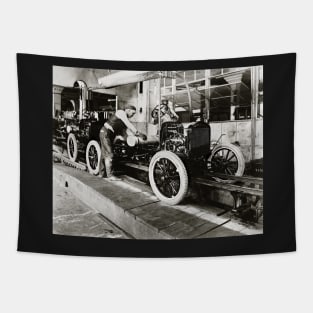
52, 155, 263, 198
194, 178, 263, 197
122, 162, 263, 197
204, 172, 263, 186
53, 151, 87, 171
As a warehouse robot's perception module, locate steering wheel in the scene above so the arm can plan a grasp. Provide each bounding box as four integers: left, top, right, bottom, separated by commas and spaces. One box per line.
151, 103, 168, 119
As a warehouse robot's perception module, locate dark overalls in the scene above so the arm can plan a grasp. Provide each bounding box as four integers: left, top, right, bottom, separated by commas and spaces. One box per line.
99, 114, 127, 177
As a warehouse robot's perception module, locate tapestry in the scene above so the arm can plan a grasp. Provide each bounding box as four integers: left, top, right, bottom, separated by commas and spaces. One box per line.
17, 53, 296, 257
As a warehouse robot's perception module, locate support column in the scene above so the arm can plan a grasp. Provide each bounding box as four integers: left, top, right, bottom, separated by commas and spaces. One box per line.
204, 69, 211, 122
229, 84, 237, 121
250, 66, 259, 161
156, 78, 161, 135
74, 80, 87, 120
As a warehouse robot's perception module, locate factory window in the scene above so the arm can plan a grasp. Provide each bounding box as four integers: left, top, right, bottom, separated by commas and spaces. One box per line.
161, 68, 257, 123
173, 89, 206, 123
169, 70, 206, 123
211, 69, 222, 76
209, 68, 252, 122
161, 77, 173, 95
160, 70, 205, 123
257, 66, 263, 118
195, 70, 205, 80
175, 71, 185, 85
175, 70, 205, 86
184, 70, 195, 82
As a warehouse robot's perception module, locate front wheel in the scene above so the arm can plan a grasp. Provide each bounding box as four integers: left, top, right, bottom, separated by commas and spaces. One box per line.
149, 150, 188, 205
208, 143, 245, 176
67, 133, 78, 162
86, 140, 101, 175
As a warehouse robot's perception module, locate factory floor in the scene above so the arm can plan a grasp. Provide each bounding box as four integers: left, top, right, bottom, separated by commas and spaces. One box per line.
53, 163, 262, 240
53, 181, 129, 239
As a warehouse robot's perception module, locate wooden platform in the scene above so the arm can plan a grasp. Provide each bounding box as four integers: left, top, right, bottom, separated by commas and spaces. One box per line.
53, 163, 262, 239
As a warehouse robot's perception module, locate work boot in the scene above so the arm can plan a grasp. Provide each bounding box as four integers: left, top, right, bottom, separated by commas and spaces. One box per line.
105, 175, 122, 181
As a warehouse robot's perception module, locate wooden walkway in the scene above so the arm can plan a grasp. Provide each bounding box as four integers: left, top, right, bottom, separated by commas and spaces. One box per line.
53, 163, 262, 240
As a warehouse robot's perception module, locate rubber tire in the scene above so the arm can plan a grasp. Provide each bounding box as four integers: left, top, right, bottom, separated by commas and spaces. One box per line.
149, 150, 189, 205
86, 140, 101, 175
67, 133, 78, 162
209, 143, 245, 176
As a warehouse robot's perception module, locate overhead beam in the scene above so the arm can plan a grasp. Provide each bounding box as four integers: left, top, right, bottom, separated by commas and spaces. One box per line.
98, 71, 175, 88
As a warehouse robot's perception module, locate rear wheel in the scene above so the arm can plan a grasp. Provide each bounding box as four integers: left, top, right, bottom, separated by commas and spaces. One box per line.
67, 133, 78, 162
208, 143, 245, 176
149, 150, 188, 205
86, 140, 101, 175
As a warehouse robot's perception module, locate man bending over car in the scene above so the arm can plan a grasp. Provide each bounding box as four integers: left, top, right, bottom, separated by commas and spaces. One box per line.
99, 105, 146, 181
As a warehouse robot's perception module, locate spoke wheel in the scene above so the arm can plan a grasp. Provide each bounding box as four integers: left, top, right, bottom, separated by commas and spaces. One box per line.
149, 151, 188, 205
67, 133, 78, 162
86, 140, 101, 175
208, 143, 245, 176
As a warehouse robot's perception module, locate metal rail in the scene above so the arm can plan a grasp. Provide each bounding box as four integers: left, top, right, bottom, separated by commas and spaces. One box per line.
53, 152, 87, 171
123, 162, 263, 194
194, 177, 263, 197
204, 172, 263, 186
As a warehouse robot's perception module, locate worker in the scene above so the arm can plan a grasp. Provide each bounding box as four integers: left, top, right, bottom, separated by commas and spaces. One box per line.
152, 99, 179, 124
99, 105, 146, 180
163, 99, 179, 122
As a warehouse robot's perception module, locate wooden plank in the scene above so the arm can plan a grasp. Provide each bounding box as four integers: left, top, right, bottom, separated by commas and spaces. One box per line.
160, 219, 223, 239
197, 227, 244, 238
55, 164, 160, 210
129, 203, 196, 231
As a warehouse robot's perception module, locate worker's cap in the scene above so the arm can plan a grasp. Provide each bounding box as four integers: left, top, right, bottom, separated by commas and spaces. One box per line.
125, 105, 137, 111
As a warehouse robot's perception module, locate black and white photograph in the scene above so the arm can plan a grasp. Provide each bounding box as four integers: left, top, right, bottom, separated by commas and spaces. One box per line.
52, 66, 263, 239
5, 0, 312, 311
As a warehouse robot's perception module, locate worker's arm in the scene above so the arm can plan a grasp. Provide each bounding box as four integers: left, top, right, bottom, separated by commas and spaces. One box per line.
115, 110, 139, 135
168, 101, 179, 120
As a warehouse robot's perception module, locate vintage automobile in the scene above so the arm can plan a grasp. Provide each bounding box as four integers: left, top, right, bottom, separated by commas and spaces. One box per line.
112, 104, 245, 205
53, 111, 105, 173
53, 80, 116, 174
53, 77, 246, 205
